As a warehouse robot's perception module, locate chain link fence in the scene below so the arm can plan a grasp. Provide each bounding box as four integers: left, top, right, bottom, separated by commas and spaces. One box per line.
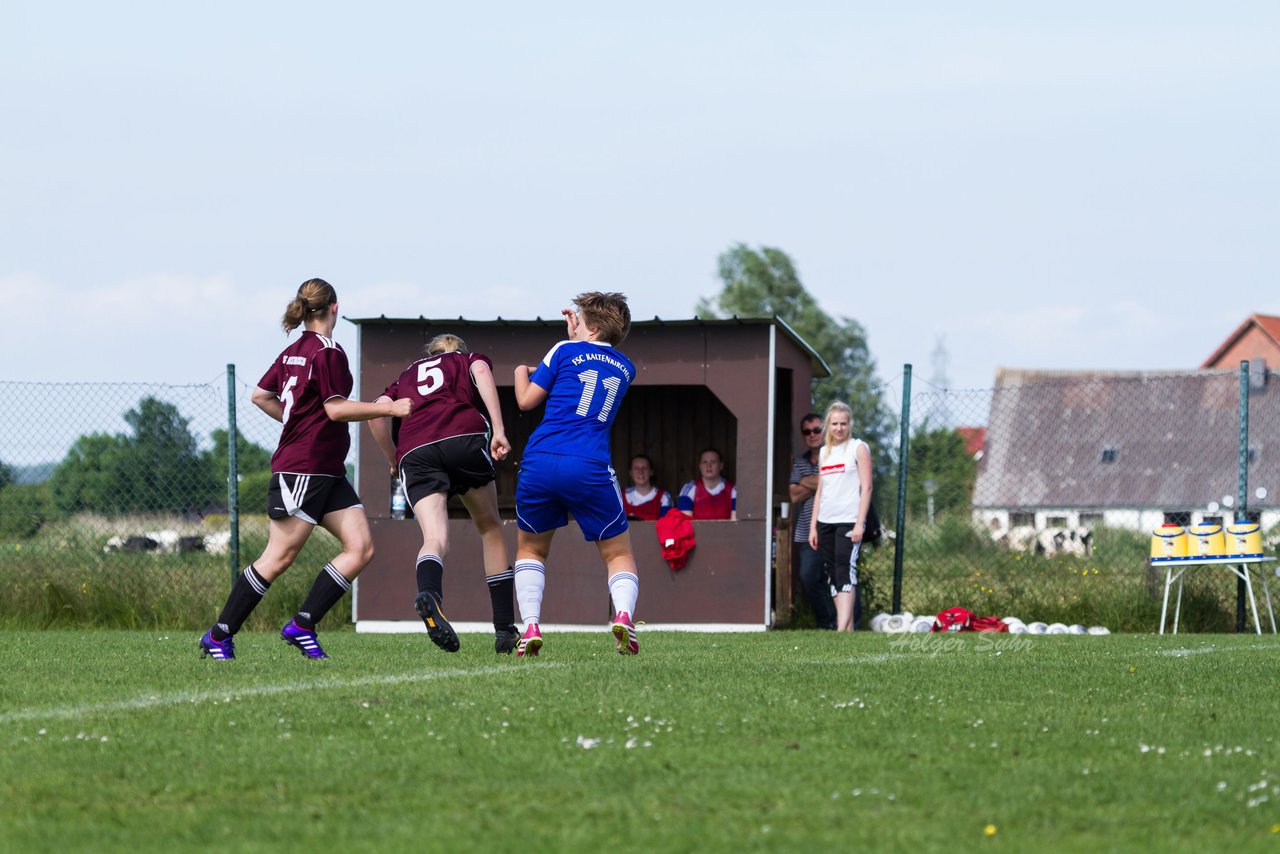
0, 370, 335, 630
5, 364, 1277, 633
853, 364, 1280, 633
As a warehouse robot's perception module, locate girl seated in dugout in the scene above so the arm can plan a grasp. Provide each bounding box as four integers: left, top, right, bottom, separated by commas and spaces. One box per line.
624, 453, 673, 520
677, 447, 737, 521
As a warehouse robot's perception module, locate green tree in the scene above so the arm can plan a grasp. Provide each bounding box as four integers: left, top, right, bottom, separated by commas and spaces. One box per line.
127, 397, 221, 512
50, 433, 136, 514
50, 397, 221, 514
906, 423, 979, 518
206, 428, 273, 483
0, 459, 12, 491
697, 243, 896, 476
205, 428, 274, 512
0, 482, 53, 539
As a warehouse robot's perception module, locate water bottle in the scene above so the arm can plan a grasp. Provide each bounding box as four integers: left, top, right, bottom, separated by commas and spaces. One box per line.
390, 475, 408, 520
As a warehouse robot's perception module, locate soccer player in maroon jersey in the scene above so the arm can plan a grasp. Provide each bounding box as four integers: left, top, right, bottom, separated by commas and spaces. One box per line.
368, 333, 518, 654
199, 279, 410, 661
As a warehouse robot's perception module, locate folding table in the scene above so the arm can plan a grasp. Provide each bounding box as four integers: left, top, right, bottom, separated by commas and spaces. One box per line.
1154, 555, 1277, 635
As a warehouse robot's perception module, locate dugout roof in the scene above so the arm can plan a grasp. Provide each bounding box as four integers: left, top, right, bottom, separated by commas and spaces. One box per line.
346, 315, 831, 379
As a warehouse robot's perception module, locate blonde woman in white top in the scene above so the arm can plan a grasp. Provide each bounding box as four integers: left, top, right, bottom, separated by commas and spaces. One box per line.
807, 401, 873, 632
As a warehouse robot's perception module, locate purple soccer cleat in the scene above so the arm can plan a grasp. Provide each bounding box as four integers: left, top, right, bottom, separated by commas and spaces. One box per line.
281, 620, 330, 659
199, 630, 235, 661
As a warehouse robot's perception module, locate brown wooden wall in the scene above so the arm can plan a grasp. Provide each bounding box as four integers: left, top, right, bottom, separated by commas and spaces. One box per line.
351, 319, 818, 626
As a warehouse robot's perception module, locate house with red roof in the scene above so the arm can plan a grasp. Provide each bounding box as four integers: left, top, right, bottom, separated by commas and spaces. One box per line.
971, 316, 1280, 539
1202, 313, 1280, 372
956, 426, 986, 459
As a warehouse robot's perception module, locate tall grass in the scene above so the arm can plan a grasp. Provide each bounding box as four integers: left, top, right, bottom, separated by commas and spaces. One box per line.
857, 522, 1244, 632
0, 515, 326, 631
2, 514, 1259, 631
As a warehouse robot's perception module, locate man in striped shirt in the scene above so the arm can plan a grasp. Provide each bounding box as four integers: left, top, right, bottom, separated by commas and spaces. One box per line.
788, 413, 837, 630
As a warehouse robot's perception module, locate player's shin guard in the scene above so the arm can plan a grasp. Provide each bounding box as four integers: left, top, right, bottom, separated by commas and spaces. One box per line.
608, 571, 639, 619
212, 565, 270, 640
293, 563, 351, 630
487, 566, 516, 631
513, 559, 546, 627
416, 553, 444, 598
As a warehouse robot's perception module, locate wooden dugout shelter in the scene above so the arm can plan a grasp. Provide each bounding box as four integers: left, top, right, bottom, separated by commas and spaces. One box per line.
346, 315, 829, 632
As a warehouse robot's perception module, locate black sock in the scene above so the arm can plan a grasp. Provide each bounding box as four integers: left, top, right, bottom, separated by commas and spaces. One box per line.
212, 565, 270, 640
416, 554, 444, 599
487, 566, 515, 630
293, 563, 351, 630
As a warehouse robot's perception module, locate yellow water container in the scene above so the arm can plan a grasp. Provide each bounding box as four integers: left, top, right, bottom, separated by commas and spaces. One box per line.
1189, 523, 1225, 557
1151, 525, 1188, 558
1226, 522, 1263, 556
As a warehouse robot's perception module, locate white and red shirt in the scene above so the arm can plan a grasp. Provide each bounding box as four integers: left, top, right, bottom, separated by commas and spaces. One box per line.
625, 486, 672, 520
816, 439, 867, 524
677, 478, 736, 520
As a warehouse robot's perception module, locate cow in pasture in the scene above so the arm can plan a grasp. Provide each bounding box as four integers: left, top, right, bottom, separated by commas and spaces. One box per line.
993, 525, 1092, 557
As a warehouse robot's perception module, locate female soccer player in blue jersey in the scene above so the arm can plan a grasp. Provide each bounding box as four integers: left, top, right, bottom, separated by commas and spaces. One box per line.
198, 279, 410, 661
511, 292, 640, 657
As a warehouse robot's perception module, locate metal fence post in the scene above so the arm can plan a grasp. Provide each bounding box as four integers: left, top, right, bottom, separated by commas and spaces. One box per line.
227, 364, 240, 590
1237, 360, 1249, 632
892, 364, 912, 613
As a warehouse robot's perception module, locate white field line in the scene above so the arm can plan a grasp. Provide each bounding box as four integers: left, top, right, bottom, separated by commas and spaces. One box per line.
0, 663, 561, 725
1159, 647, 1222, 657
802, 653, 901, 665
1153, 644, 1274, 657
803, 641, 1277, 666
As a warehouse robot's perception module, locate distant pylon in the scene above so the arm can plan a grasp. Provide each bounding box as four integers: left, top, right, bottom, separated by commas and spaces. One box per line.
930, 335, 951, 427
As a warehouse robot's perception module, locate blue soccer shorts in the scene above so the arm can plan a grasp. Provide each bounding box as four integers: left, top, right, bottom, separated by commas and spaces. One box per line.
515, 453, 629, 542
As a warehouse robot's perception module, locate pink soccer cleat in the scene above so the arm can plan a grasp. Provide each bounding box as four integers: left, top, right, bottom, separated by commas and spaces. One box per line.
516, 623, 543, 658
611, 611, 639, 656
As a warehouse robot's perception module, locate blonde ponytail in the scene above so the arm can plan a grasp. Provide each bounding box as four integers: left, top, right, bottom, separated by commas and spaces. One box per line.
426, 334, 468, 355
281, 278, 337, 332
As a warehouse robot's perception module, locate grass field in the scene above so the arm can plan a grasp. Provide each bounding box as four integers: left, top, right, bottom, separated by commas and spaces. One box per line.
2, 629, 1279, 852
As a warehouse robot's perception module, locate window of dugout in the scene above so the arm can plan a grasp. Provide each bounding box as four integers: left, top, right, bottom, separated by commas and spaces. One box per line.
451, 385, 738, 519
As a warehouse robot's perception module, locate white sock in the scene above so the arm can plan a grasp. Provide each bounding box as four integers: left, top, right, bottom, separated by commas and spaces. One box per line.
514, 559, 545, 627
608, 571, 639, 617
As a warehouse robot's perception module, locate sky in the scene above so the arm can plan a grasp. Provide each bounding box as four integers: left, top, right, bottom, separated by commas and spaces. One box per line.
3, 1, 1279, 423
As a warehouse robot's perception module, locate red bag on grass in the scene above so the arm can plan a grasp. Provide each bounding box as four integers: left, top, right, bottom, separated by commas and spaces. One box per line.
970, 616, 1009, 632
932, 607, 1009, 633
932, 607, 974, 632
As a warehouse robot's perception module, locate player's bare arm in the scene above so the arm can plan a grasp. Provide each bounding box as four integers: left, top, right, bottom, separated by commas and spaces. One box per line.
469, 361, 510, 461
251, 386, 285, 423
808, 476, 823, 551
367, 401, 399, 474
324, 396, 412, 423
849, 441, 874, 544
514, 365, 549, 411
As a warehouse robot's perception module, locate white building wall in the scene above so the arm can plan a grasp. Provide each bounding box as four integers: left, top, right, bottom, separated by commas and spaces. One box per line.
974, 507, 1280, 537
